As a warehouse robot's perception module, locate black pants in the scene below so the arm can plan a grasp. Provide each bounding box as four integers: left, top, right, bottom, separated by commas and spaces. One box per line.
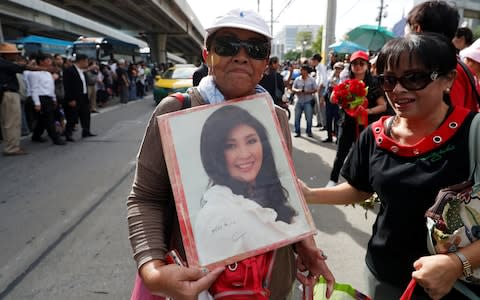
24, 97, 36, 131
63, 101, 78, 139
325, 101, 339, 139
136, 81, 145, 98
63, 93, 90, 138
330, 120, 359, 183
78, 94, 91, 135
32, 96, 60, 142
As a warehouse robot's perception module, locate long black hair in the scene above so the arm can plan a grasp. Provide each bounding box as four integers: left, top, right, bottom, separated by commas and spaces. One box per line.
200, 105, 297, 223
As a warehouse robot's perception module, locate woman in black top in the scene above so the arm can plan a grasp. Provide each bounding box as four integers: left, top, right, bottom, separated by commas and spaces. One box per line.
302, 32, 480, 299
326, 51, 387, 187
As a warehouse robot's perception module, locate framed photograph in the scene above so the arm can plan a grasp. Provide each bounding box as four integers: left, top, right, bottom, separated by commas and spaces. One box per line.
158, 93, 316, 268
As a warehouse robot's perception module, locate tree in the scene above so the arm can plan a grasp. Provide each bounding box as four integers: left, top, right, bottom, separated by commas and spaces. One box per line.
296, 31, 313, 47
284, 50, 301, 61
296, 31, 313, 59
474, 25, 480, 41
311, 26, 324, 54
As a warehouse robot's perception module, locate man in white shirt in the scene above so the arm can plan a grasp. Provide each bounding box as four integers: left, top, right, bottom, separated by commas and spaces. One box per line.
27, 53, 65, 145
311, 54, 328, 128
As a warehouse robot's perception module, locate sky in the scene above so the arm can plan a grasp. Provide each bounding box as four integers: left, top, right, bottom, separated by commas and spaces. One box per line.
187, 0, 414, 40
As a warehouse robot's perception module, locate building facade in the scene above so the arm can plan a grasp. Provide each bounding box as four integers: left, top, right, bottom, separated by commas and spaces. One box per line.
272, 25, 321, 61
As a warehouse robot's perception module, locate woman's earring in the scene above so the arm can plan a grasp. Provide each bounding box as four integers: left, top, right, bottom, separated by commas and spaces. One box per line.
444, 87, 451, 94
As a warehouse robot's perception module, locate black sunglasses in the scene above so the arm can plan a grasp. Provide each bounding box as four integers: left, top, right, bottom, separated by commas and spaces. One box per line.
351, 60, 367, 67
212, 36, 270, 60
378, 71, 440, 92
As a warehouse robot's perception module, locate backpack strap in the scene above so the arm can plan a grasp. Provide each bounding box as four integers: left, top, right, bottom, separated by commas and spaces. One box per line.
209, 251, 276, 299
263, 250, 276, 289
171, 92, 191, 109
457, 58, 480, 106
469, 113, 480, 183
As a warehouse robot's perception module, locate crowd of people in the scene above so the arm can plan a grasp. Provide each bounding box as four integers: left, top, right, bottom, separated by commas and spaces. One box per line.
0, 48, 157, 155
127, 1, 480, 300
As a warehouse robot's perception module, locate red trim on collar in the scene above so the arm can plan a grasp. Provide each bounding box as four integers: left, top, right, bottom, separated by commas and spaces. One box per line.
371, 106, 470, 157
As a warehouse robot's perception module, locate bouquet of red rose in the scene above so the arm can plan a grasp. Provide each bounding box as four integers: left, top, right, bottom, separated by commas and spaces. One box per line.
331, 79, 369, 126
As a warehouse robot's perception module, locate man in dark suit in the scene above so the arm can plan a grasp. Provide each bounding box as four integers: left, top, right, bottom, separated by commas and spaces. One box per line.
63, 54, 95, 141
192, 50, 208, 87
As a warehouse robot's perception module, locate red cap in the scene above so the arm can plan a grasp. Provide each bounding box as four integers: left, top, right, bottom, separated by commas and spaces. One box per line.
350, 51, 369, 62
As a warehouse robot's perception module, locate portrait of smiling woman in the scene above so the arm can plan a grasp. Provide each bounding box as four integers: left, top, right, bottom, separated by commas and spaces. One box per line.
194, 105, 309, 266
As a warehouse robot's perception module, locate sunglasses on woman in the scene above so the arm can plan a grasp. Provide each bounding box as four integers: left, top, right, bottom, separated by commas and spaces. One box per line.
351, 60, 367, 67
378, 71, 440, 92
212, 36, 270, 60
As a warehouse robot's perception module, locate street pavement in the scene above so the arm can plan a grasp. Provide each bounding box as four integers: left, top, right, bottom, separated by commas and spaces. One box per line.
289, 108, 376, 298
0, 96, 376, 299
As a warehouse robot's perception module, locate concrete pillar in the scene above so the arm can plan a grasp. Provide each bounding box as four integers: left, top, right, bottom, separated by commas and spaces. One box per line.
185, 55, 199, 65
0, 18, 4, 43
458, 7, 465, 25
322, 0, 336, 63
148, 33, 167, 64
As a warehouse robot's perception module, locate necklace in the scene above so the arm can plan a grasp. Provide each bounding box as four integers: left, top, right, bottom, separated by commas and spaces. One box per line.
386, 106, 453, 140
372, 106, 467, 157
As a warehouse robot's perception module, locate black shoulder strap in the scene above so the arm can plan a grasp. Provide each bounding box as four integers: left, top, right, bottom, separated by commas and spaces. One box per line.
457, 58, 480, 105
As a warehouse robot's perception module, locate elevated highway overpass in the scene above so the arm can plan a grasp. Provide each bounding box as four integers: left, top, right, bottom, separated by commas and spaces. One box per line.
0, 0, 206, 63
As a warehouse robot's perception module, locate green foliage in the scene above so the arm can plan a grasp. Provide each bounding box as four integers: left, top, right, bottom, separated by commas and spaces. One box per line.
296, 31, 313, 47
474, 25, 480, 41
304, 49, 313, 59
350, 193, 380, 219
284, 50, 301, 61
311, 26, 324, 54
283, 49, 314, 63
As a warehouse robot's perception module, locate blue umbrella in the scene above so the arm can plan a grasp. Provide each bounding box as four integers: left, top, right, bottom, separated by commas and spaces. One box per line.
328, 40, 368, 54
346, 24, 396, 51
392, 17, 407, 37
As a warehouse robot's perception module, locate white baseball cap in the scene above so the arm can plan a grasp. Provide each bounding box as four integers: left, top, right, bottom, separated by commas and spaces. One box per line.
205, 8, 272, 44
460, 45, 480, 64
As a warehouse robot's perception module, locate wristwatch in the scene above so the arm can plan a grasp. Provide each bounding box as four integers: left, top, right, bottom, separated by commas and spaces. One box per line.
454, 251, 474, 280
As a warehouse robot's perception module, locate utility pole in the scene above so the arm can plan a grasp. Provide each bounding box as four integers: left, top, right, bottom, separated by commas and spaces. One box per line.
376, 0, 388, 28
258, 0, 260, 13
0, 18, 4, 43
270, 0, 274, 37
322, 0, 336, 62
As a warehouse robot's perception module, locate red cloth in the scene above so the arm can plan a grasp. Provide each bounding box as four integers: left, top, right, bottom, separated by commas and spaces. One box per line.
209, 252, 274, 300
399, 279, 417, 300
451, 63, 479, 112
130, 274, 165, 300
345, 101, 368, 126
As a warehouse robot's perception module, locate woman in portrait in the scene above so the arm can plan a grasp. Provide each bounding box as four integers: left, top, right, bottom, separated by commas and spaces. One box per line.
195, 105, 308, 265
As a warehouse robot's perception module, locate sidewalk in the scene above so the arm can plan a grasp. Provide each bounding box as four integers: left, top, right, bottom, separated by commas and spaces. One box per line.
95, 91, 154, 113
15, 92, 154, 143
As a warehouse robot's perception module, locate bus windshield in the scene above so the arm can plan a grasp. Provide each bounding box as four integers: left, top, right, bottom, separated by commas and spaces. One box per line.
73, 43, 97, 60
